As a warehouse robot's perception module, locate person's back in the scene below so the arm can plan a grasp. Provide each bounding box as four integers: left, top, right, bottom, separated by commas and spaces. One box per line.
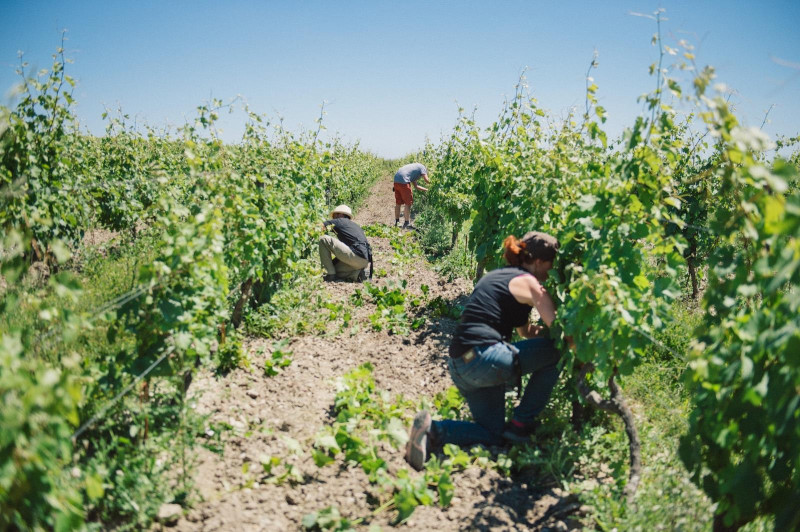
319, 205, 371, 282
393, 163, 430, 228
449, 266, 533, 358
325, 217, 368, 256
394, 162, 428, 184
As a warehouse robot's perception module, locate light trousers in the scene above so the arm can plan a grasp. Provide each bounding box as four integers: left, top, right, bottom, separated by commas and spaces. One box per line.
319, 235, 369, 281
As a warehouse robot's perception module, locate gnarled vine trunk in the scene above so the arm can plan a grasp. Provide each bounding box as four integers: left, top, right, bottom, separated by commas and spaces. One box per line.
231, 277, 253, 328
577, 364, 641, 502
688, 240, 699, 299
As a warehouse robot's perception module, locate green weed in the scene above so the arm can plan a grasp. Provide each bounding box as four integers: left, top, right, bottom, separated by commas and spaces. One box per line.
215, 328, 248, 374
387, 232, 423, 265
263, 339, 293, 377
362, 223, 396, 239
245, 259, 330, 337
302, 506, 359, 531
362, 281, 413, 335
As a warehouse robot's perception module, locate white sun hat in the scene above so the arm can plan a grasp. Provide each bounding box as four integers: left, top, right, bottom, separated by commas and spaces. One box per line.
330, 205, 353, 219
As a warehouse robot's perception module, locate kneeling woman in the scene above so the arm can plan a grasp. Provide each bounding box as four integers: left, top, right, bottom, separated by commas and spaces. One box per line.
406, 231, 563, 470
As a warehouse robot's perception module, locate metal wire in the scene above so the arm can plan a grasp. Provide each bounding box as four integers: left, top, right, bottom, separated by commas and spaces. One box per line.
37, 282, 152, 344
71, 346, 174, 442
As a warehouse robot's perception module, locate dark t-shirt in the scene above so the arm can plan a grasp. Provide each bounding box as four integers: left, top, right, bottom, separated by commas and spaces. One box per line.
323, 218, 370, 259
449, 266, 533, 357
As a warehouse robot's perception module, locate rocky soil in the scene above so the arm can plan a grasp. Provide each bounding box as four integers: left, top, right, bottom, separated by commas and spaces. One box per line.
162, 175, 585, 531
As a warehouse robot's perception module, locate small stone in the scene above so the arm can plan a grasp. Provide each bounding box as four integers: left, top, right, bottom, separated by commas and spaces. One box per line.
247, 389, 259, 399
157, 503, 182, 525
286, 493, 299, 505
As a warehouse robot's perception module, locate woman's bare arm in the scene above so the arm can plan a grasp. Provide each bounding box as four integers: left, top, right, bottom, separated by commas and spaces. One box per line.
508, 274, 556, 327
516, 322, 548, 338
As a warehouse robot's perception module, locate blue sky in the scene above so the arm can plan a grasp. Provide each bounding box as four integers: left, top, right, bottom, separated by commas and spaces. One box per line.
2, 1, 798, 158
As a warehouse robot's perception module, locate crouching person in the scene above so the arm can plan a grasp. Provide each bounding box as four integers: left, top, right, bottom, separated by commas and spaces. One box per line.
320, 204, 371, 282
405, 231, 565, 470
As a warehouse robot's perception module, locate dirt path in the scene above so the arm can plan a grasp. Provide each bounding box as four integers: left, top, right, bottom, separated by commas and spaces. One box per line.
166, 175, 581, 531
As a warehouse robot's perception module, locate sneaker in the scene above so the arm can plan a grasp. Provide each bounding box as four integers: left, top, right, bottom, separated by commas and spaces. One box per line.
323, 274, 339, 282
403, 222, 416, 231
394, 219, 400, 227
405, 410, 432, 471
502, 419, 539, 443
356, 270, 368, 282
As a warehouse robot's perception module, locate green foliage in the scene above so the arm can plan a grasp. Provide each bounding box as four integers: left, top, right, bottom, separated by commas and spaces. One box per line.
114, 197, 229, 378
78, 111, 176, 235
681, 121, 800, 528
414, 205, 456, 257
245, 259, 331, 336
430, 386, 467, 420
432, 220, 477, 281
263, 339, 293, 376
387, 231, 423, 265
564, 359, 708, 530
425, 22, 799, 529
0, 339, 84, 531
0, 45, 91, 266
4, 30, 799, 531
362, 281, 413, 335
1, 48, 387, 529
0, 224, 199, 530
362, 223, 396, 239
424, 295, 464, 321
215, 328, 247, 374
241, 451, 304, 488
428, 62, 684, 386
312, 364, 451, 523
362, 280, 426, 335
82, 425, 185, 529
302, 506, 357, 531
200, 420, 232, 455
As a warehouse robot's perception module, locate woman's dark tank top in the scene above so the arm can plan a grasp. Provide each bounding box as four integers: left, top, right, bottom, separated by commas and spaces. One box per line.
449, 266, 533, 357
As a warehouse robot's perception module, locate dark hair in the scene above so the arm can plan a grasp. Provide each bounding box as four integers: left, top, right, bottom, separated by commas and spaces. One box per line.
503, 231, 559, 266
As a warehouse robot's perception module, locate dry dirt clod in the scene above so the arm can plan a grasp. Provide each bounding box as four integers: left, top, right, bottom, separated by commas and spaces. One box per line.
156, 503, 182, 525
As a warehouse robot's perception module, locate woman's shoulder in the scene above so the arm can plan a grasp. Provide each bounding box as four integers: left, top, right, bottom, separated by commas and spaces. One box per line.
478, 267, 532, 290
487, 266, 530, 278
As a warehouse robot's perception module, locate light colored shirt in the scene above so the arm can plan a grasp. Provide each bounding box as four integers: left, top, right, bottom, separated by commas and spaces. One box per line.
393, 162, 428, 184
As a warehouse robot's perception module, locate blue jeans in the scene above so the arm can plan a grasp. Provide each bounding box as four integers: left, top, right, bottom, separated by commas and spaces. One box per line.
432, 338, 561, 448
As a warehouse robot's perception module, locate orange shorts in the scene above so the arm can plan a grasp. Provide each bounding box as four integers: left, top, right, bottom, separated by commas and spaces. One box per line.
393, 182, 413, 205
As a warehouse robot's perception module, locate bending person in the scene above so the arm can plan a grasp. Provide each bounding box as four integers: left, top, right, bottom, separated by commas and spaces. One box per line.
405, 231, 563, 470
319, 205, 371, 282
393, 162, 429, 230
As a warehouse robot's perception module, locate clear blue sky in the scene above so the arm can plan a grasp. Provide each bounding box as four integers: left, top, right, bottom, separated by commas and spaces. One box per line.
2, 1, 798, 159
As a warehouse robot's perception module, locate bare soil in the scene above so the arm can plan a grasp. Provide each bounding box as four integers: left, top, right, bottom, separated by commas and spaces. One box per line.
165, 175, 585, 531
